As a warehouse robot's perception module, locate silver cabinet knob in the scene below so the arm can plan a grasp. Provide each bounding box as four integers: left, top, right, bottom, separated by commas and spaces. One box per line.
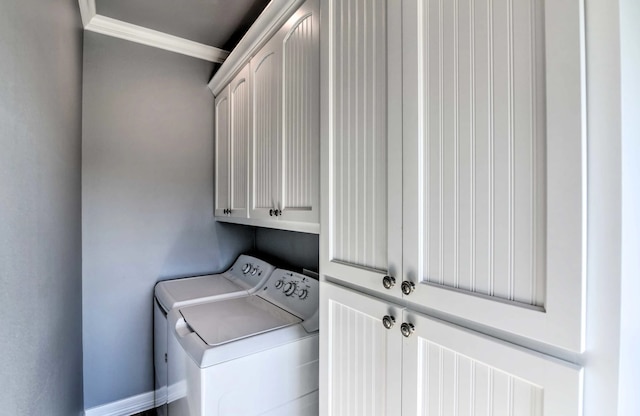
382, 276, 396, 289
382, 315, 396, 329
400, 322, 415, 337
401, 280, 416, 295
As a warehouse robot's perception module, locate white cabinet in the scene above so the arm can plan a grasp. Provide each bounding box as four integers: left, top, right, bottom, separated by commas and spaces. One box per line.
401, 0, 586, 353
215, 0, 320, 234
321, 0, 586, 351
320, 0, 587, 413
321, 282, 583, 416
320, 0, 403, 296
215, 64, 250, 218
319, 281, 402, 416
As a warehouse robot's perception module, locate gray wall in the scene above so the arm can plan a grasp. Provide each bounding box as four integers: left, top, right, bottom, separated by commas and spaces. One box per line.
82, 33, 254, 409
255, 228, 319, 272
0, 0, 84, 415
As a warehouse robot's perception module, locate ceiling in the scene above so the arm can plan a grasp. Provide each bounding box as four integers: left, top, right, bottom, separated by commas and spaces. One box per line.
95, 0, 271, 51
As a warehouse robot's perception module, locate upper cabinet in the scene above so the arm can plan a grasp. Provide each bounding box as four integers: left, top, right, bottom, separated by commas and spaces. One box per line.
322, 0, 586, 353
215, 0, 320, 234
215, 64, 251, 219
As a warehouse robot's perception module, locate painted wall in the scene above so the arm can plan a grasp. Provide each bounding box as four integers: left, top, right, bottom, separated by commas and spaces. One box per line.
255, 228, 319, 272
0, 0, 84, 414
81, 33, 254, 409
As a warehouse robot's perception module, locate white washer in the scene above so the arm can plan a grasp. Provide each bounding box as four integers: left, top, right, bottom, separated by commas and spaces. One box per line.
168, 269, 320, 416
154, 255, 275, 410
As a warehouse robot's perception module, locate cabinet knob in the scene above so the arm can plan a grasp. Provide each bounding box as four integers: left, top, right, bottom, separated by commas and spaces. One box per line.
382, 276, 396, 290
382, 315, 396, 329
400, 322, 415, 338
401, 280, 415, 295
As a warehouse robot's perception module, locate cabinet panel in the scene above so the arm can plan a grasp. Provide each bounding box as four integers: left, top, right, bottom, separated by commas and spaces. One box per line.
281, 1, 320, 223
321, 0, 403, 295
230, 65, 250, 215
214, 86, 230, 216
402, 311, 582, 415
251, 34, 282, 219
402, 0, 586, 351
320, 282, 402, 416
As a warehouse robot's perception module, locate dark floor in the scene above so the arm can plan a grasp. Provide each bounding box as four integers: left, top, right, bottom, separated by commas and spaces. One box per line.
131, 410, 156, 416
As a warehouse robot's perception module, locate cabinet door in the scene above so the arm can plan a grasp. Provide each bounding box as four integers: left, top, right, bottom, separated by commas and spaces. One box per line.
214, 84, 231, 217
402, 0, 586, 351
229, 64, 251, 218
280, 0, 320, 224
401, 310, 583, 415
320, 282, 403, 416
250, 32, 283, 221
320, 0, 403, 297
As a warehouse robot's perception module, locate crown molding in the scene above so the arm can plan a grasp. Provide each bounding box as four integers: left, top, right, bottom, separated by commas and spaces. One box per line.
78, 0, 96, 27
78, 0, 229, 63
208, 0, 305, 95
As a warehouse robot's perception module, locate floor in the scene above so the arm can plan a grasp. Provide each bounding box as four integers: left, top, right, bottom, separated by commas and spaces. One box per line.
132, 410, 157, 416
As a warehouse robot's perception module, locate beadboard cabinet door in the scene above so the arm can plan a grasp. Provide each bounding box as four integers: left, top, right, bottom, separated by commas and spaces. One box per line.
401, 0, 587, 351
216, 64, 251, 218
319, 282, 403, 416
250, 0, 320, 230
250, 31, 283, 222
401, 310, 583, 416
214, 84, 231, 217
279, 0, 320, 225
320, 0, 403, 296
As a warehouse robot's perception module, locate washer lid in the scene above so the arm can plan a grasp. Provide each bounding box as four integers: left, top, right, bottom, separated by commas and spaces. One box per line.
155, 275, 245, 311
179, 296, 302, 346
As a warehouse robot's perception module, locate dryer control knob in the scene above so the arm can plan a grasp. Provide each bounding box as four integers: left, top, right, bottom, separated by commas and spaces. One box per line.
283, 282, 297, 296
242, 263, 252, 274
298, 289, 309, 300
274, 279, 285, 289
250, 267, 258, 275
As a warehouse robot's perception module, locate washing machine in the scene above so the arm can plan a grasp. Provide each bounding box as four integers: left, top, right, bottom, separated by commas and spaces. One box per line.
154, 255, 275, 411
167, 268, 320, 415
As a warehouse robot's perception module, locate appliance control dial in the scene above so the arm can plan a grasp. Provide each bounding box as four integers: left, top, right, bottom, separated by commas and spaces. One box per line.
242, 263, 252, 274
298, 289, 309, 300
283, 282, 297, 296
274, 279, 284, 289
250, 266, 258, 275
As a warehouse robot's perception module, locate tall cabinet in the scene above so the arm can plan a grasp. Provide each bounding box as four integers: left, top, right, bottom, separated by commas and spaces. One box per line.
320, 0, 586, 414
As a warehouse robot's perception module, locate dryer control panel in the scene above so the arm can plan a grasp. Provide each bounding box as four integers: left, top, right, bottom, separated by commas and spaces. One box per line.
259, 269, 319, 331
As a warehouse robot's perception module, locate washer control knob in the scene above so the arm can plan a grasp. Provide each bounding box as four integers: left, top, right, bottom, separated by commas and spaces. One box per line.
274, 279, 285, 289
283, 282, 297, 296
242, 263, 252, 274
298, 289, 309, 300
250, 267, 258, 275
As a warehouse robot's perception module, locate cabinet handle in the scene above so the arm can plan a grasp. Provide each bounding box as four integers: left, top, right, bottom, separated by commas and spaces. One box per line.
382, 276, 396, 290
400, 322, 415, 338
382, 315, 396, 329
401, 281, 415, 295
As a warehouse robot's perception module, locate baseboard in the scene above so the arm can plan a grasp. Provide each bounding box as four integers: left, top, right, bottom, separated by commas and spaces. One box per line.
84, 391, 155, 416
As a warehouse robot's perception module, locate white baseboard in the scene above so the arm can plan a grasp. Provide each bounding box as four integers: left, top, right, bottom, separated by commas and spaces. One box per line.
84, 391, 155, 416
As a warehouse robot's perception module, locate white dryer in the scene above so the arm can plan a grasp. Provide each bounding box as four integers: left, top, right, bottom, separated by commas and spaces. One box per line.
168, 269, 320, 416
154, 255, 275, 410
